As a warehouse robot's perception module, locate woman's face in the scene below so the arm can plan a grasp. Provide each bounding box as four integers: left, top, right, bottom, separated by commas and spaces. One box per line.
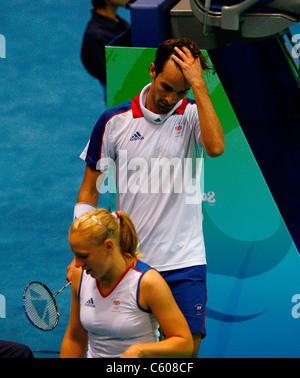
69, 232, 111, 279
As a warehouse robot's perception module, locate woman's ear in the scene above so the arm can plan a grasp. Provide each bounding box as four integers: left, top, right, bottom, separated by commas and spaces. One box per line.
104, 239, 114, 255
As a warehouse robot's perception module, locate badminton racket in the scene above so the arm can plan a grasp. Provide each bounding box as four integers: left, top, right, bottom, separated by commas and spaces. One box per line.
22, 281, 71, 331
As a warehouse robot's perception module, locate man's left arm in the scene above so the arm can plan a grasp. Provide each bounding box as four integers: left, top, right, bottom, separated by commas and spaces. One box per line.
173, 46, 225, 157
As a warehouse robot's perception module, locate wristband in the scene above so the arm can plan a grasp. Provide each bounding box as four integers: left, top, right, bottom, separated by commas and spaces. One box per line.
73, 202, 96, 221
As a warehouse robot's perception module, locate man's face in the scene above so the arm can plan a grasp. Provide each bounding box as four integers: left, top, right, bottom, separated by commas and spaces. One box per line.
147, 59, 190, 114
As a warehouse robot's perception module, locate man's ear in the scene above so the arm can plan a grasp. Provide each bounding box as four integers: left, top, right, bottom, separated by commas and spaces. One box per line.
150, 63, 156, 80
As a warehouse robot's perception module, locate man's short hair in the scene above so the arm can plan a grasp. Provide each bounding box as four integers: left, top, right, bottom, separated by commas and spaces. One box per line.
153, 38, 210, 77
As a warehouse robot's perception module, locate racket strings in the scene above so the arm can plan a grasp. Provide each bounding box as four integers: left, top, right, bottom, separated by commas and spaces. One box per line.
23, 282, 59, 331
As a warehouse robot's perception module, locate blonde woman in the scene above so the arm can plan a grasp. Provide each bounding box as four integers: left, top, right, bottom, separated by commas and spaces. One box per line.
60, 209, 193, 358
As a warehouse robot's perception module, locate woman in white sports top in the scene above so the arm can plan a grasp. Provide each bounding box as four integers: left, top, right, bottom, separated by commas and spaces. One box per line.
60, 209, 193, 358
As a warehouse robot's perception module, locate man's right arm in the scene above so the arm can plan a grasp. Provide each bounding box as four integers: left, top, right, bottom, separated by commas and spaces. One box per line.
66, 164, 103, 282
76, 164, 102, 207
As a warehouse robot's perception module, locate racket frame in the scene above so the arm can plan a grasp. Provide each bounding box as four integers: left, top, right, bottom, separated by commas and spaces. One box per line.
22, 281, 60, 331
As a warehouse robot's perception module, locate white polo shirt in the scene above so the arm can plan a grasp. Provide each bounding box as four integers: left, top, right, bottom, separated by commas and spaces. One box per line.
79, 259, 159, 358
80, 84, 206, 272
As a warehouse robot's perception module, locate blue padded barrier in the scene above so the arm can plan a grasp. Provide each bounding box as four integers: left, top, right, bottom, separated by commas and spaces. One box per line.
126, 0, 180, 47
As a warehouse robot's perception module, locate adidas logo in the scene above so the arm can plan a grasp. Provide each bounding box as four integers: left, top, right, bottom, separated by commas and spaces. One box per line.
130, 131, 144, 141
85, 298, 95, 308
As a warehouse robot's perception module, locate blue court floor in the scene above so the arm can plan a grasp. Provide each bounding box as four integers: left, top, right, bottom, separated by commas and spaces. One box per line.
1, 1, 300, 359
0, 1, 130, 357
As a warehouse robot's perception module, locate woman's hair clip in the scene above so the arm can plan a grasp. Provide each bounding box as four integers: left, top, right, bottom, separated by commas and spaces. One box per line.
92, 215, 102, 226
91, 215, 112, 236
106, 226, 112, 236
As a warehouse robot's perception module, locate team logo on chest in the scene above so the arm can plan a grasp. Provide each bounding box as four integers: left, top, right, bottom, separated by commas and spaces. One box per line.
112, 298, 121, 312
174, 124, 184, 137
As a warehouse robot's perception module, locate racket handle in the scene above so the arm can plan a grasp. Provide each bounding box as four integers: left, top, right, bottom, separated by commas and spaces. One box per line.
53, 281, 71, 297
